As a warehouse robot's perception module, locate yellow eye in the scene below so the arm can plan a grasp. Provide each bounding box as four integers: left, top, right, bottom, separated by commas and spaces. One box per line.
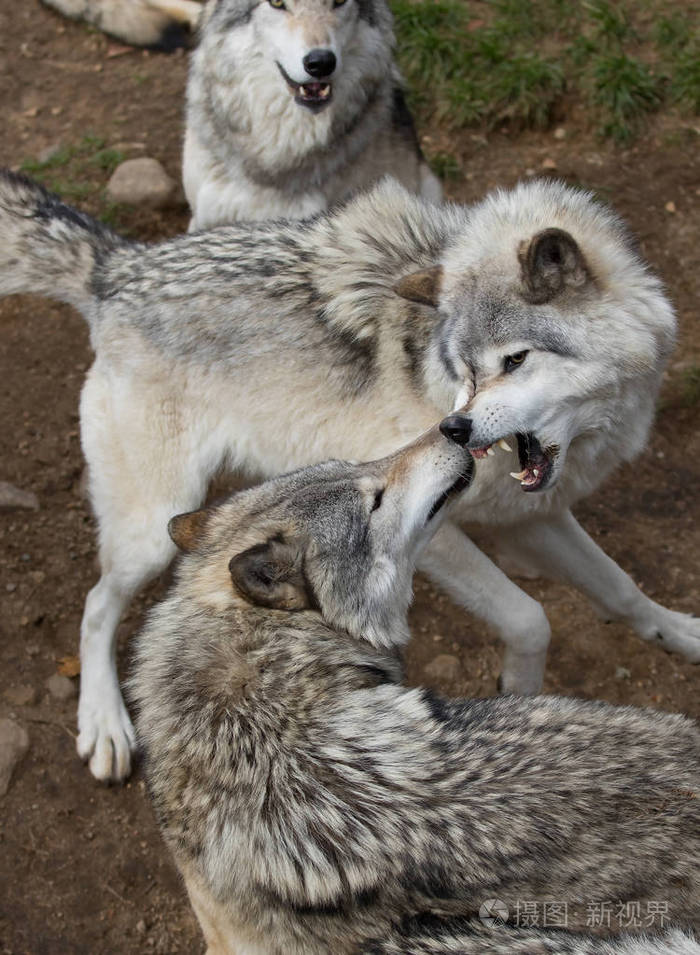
504, 351, 529, 373
269, 0, 286, 8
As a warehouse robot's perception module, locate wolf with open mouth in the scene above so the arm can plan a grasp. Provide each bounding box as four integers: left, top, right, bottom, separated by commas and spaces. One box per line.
183, 0, 442, 228
1, 170, 698, 783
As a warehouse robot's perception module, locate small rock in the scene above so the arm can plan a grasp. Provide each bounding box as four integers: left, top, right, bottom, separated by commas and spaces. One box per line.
615, 666, 631, 681
45, 673, 78, 701
0, 718, 30, 796
541, 157, 557, 170
3, 685, 38, 707
0, 481, 39, 512
106, 158, 175, 209
553, 127, 566, 140
25, 642, 40, 657
424, 653, 461, 684
136, 920, 147, 935
664, 201, 676, 214
38, 142, 63, 164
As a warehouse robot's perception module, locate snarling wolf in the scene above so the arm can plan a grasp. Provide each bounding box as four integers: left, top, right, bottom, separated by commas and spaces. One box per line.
40, 0, 202, 50
183, 0, 442, 226
1, 169, 698, 782
130, 427, 700, 955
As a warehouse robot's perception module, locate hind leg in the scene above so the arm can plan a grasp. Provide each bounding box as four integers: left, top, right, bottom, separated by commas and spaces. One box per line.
76, 368, 212, 780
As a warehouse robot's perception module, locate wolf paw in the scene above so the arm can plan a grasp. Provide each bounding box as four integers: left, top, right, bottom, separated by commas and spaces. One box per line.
77, 679, 137, 782
637, 609, 700, 663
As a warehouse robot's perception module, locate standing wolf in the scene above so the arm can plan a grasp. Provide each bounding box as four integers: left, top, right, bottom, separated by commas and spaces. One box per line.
1, 169, 698, 783
183, 0, 442, 226
131, 426, 700, 954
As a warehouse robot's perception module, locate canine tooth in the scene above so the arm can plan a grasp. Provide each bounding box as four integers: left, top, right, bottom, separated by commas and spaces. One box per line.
497, 438, 512, 452
510, 470, 527, 480
533, 468, 540, 477
486, 446, 496, 457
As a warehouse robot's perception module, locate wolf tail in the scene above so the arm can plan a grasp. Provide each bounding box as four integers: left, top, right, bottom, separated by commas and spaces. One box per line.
0, 169, 123, 313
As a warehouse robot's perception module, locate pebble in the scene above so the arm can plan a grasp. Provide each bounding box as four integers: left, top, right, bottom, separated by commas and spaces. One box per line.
106, 158, 175, 208
615, 666, 631, 680
0, 718, 30, 796
0, 482, 39, 512
541, 157, 557, 170
3, 685, 38, 707
553, 127, 566, 140
424, 653, 461, 684
45, 673, 78, 701
664, 201, 677, 214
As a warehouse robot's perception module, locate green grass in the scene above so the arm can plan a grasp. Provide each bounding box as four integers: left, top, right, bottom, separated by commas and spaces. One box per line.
20, 134, 128, 228
392, 0, 700, 144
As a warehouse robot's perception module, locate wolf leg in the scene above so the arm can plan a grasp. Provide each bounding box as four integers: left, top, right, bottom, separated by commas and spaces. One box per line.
508, 510, 700, 662
76, 367, 212, 781
419, 522, 551, 694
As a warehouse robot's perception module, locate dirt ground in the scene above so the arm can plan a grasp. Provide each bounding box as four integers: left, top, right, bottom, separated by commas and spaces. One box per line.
0, 4, 698, 953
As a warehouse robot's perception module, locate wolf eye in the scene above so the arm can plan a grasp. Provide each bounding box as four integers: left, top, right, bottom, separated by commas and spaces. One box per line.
333, 0, 348, 5
504, 351, 529, 373
370, 488, 384, 513
269, 0, 286, 8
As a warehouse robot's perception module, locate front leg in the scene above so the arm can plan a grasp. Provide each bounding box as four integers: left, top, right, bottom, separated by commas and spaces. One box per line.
503, 510, 700, 662
418, 522, 551, 694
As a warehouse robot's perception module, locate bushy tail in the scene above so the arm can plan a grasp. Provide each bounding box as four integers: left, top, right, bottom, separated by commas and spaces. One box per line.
0, 169, 123, 312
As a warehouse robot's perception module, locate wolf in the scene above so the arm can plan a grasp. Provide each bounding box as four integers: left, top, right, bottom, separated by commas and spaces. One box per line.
130, 426, 700, 955
370, 919, 700, 954
40, 0, 202, 50
183, 0, 442, 227
1, 169, 698, 782
370, 921, 700, 955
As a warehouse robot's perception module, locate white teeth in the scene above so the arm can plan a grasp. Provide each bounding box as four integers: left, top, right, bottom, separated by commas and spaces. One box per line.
497, 438, 512, 452
533, 468, 540, 477
510, 470, 527, 481
486, 446, 496, 456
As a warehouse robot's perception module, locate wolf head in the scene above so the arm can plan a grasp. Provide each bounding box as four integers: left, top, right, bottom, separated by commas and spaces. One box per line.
168, 427, 472, 648
394, 180, 676, 499
199, 0, 393, 118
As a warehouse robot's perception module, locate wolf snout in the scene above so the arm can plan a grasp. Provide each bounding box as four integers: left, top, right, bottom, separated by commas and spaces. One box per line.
303, 49, 337, 78
439, 414, 472, 446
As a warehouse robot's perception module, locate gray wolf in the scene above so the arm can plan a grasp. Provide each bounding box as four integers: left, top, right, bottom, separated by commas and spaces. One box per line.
130, 427, 700, 954
371, 919, 700, 954
1, 169, 698, 782
40, 0, 202, 50
183, 0, 442, 227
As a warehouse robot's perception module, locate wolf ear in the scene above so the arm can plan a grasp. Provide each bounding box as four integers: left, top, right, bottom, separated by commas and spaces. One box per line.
168, 508, 212, 553
394, 266, 443, 307
520, 228, 591, 303
229, 537, 315, 611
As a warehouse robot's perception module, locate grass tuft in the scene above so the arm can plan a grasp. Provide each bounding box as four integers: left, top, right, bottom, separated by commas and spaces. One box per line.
392, 0, 699, 146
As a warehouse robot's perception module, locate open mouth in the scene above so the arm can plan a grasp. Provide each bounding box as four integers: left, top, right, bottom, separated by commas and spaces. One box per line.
427, 468, 473, 522
469, 433, 556, 493
276, 62, 333, 112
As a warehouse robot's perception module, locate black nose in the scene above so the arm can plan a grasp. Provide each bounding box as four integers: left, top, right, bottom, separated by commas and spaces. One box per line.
439, 414, 472, 446
303, 49, 337, 78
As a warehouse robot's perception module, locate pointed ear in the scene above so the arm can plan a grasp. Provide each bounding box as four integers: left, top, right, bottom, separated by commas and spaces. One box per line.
519, 228, 591, 304
168, 508, 212, 553
229, 537, 315, 611
394, 266, 443, 307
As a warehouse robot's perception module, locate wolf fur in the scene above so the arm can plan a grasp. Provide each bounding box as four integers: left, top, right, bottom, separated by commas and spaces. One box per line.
130, 429, 700, 955
1, 169, 698, 782
370, 920, 700, 954
183, 0, 442, 227
40, 0, 202, 50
